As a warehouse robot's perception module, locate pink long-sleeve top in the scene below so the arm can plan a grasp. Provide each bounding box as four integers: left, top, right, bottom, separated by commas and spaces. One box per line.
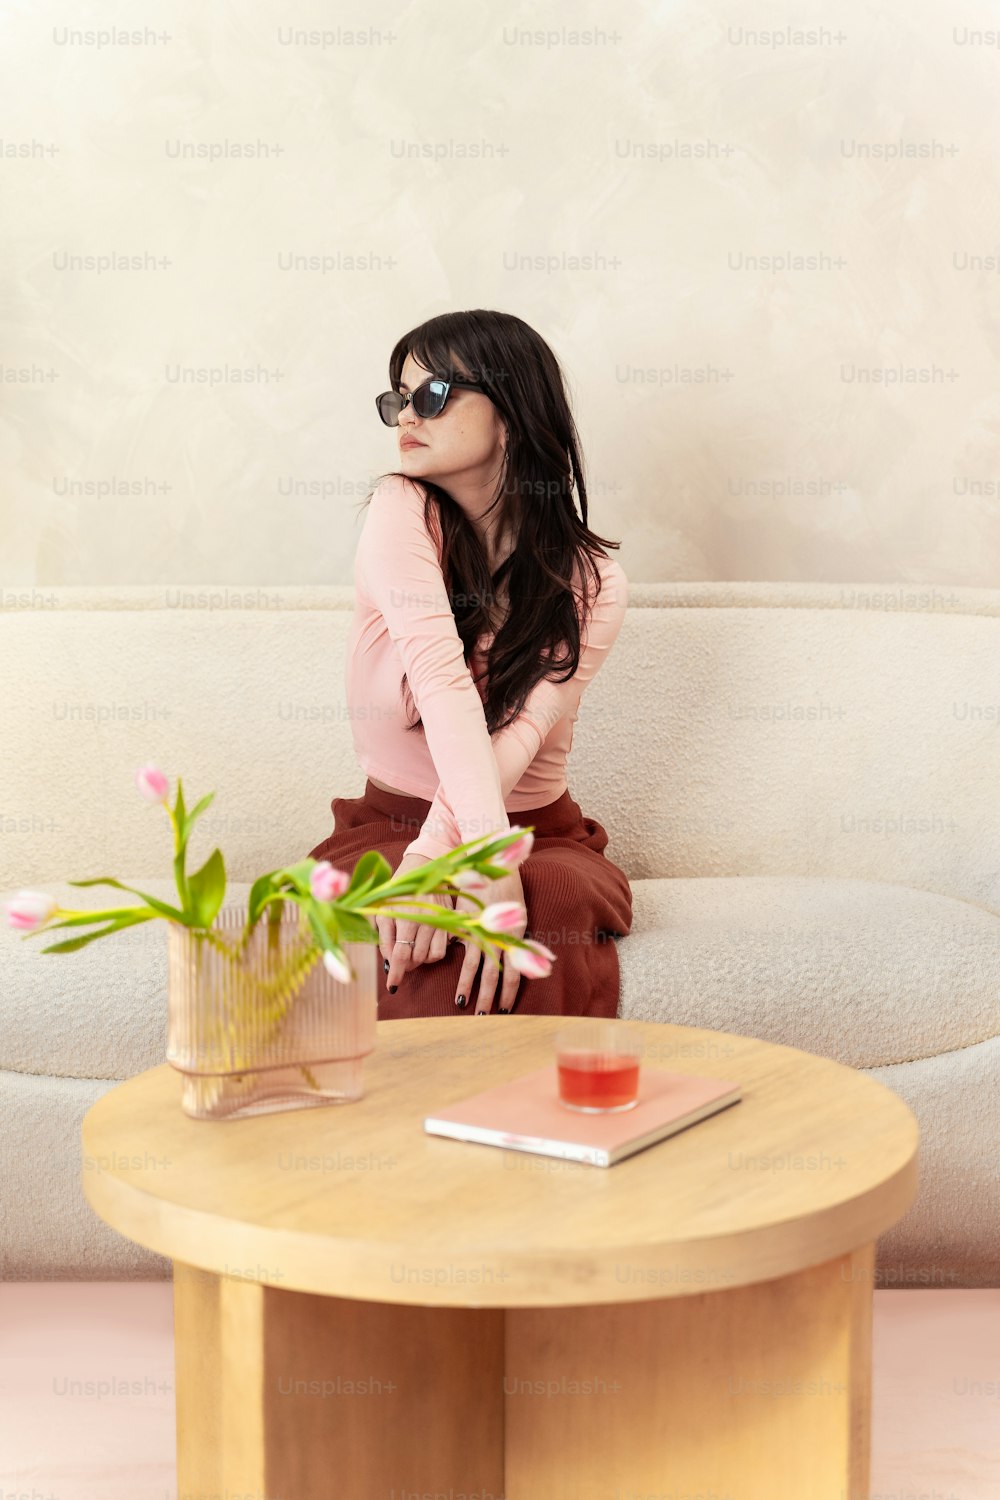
345, 473, 628, 862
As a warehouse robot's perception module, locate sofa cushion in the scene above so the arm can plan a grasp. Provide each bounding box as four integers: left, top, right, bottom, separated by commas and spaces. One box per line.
619, 875, 1000, 1069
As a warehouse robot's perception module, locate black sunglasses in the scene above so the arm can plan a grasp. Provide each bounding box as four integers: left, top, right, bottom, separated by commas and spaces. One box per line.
375, 375, 487, 427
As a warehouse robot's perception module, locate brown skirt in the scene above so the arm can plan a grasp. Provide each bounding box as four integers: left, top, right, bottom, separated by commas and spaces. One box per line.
306, 779, 633, 1020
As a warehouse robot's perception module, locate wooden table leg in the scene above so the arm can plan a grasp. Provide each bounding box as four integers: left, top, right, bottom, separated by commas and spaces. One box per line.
505, 1244, 875, 1500
172, 1262, 506, 1500
173, 1245, 874, 1498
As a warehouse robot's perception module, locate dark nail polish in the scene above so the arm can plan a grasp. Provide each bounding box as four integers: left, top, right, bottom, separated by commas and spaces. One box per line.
455, 995, 467, 1008
383, 959, 390, 973
388, 985, 397, 994
500, 1008, 510, 1014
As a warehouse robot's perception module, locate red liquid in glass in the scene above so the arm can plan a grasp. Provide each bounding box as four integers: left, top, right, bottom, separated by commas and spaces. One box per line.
557, 1051, 640, 1110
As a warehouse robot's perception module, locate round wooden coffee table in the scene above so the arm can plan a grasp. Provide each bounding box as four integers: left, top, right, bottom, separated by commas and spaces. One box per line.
81, 1015, 918, 1500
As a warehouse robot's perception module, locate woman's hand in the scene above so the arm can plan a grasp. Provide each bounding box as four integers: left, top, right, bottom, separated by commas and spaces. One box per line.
380, 851, 454, 992
454, 865, 528, 1014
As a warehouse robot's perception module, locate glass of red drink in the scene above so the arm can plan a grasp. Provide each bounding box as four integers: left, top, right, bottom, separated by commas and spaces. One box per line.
554, 1022, 643, 1113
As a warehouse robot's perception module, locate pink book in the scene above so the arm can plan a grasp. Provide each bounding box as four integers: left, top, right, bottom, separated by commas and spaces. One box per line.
423, 1064, 742, 1168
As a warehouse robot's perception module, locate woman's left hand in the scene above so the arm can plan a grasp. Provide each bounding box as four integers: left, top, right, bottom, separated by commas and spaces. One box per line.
381, 851, 455, 992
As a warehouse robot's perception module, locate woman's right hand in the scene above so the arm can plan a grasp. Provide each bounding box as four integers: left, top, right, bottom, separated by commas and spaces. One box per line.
452, 865, 528, 1014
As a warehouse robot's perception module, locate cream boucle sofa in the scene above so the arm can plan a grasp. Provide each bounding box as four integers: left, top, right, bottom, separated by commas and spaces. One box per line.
2, 580, 998, 1286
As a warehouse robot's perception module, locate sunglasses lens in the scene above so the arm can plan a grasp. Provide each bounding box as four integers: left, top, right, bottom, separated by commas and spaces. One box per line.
413, 379, 449, 418
376, 392, 403, 426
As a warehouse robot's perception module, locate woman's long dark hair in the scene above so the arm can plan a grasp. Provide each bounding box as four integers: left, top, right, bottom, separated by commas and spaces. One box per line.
355, 309, 623, 739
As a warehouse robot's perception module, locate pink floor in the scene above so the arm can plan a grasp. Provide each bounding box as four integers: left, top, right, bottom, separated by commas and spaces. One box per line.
0, 1283, 998, 1495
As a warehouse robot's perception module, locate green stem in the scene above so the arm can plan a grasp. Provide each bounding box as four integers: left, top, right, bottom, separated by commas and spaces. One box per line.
194, 918, 325, 1088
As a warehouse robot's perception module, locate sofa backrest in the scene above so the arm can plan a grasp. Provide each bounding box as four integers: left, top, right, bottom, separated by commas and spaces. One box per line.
3, 581, 999, 916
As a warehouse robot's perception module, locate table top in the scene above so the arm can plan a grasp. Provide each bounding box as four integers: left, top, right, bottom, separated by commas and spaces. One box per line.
81, 1016, 919, 1307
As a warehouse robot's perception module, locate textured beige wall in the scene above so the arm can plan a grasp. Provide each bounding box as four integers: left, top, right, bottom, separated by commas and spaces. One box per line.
3, 1, 1000, 588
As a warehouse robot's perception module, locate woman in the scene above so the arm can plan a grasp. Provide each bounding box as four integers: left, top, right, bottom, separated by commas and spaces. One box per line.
307, 309, 633, 1018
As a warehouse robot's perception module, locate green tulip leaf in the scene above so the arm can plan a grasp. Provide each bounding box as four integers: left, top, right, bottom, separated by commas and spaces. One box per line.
187, 847, 226, 928
264, 861, 318, 901
246, 872, 277, 927
66, 877, 187, 922
326, 908, 375, 944
344, 850, 391, 899
305, 909, 332, 958
185, 792, 215, 828
38, 909, 155, 954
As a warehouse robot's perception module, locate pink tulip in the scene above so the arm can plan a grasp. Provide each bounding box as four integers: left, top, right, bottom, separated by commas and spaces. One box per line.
493, 828, 534, 869
135, 765, 169, 803
322, 947, 353, 984
310, 861, 351, 902
478, 901, 526, 935
450, 869, 490, 897
506, 939, 556, 979
4, 890, 58, 931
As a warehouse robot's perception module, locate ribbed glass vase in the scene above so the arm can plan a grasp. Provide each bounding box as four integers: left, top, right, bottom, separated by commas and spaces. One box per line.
165, 900, 378, 1121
